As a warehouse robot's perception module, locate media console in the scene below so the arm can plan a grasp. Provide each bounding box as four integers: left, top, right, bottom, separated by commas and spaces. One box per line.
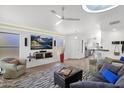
27, 51, 53, 61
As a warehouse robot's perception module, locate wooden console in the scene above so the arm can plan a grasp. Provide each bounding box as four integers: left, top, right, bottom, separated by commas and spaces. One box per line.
27, 51, 53, 62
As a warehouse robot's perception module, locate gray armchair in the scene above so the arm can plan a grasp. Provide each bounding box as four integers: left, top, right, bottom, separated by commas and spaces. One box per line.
0, 58, 26, 79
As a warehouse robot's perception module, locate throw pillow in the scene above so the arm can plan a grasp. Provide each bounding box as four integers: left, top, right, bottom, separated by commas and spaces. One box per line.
115, 75, 124, 88
8, 59, 19, 65
120, 56, 124, 62
112, 62, 123, 67
99, 62, 121, 74
101, 69, 119, 84
118, 65, 124, 76
1, 57, 15, 62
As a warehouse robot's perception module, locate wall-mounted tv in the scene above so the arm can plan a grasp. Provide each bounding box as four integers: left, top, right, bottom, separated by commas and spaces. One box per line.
31, 35, 53, 50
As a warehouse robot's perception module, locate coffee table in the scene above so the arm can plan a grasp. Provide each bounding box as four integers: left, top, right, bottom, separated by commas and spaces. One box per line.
54, 66, 83, 88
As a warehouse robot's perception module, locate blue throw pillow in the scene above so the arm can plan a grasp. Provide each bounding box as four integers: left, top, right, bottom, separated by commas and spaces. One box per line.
101, 69, 119, 84
120, 56, 124, 62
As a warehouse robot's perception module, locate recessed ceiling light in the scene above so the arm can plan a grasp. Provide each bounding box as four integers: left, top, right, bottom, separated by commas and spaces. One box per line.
82, 5, 118, 13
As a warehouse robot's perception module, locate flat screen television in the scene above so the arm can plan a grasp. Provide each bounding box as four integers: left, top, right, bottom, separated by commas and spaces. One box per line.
31, 35, 53, 50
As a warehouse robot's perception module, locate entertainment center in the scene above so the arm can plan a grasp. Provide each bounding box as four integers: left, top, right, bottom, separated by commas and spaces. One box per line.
26, 34, 55, 68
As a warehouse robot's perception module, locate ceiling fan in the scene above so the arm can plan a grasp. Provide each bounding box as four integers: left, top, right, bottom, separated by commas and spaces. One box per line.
51, 7, 80, 25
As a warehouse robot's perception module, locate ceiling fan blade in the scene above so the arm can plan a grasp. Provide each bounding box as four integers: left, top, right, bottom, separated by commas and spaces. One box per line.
64, 18, 80, 21
55, 20, 63, 25
55, 14, 62, 19
51, 10, 62, 19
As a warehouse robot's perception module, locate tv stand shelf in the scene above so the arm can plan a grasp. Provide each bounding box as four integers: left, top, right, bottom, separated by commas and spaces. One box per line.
27, 51, 53, 61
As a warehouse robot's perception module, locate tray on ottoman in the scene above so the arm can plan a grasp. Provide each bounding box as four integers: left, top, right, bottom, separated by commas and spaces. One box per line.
54, 66, 83, 88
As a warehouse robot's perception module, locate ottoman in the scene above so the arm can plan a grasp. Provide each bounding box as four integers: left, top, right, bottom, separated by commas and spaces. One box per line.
54, 66, 83, 88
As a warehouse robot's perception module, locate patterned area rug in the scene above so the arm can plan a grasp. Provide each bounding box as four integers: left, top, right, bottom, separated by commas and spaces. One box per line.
0, 63, 91, 88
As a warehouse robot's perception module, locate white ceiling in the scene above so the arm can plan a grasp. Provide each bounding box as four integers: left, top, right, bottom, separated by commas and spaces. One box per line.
0, 5, 124, 35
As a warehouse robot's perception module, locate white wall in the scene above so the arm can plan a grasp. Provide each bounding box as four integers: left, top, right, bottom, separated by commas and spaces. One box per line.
64, 34, 84, 59
64, 30, 101, 59
101, 29, 124, 59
